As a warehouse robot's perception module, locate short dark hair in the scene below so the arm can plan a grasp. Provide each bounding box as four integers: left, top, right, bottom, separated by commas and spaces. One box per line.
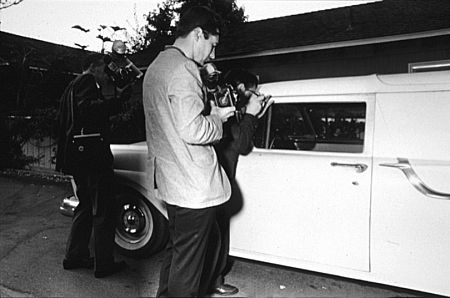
176, 6, 222, 38
224, 68, 259, 90
82, 53, 105, 71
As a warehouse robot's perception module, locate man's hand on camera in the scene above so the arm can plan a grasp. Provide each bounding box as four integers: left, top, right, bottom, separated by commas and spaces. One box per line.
210, 101, 236, 123
245, 92, 266, 117
257, 95, 274, 119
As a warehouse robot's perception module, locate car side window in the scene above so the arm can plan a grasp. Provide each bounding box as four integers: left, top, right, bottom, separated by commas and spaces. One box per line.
254, 102, 366, 153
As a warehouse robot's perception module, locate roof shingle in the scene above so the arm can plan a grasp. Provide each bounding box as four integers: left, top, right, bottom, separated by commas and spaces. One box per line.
216, 0, 450, 57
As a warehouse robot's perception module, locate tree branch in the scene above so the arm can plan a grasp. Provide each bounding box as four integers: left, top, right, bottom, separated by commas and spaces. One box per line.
0, 0, 24, 10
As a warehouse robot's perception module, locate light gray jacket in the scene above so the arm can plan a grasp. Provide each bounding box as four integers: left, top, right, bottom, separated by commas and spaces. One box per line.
143, 46, 231, 209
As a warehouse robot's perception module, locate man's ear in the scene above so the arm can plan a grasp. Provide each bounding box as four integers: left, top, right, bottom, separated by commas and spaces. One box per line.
193, 27, 202, 40
236, 83, 246, 93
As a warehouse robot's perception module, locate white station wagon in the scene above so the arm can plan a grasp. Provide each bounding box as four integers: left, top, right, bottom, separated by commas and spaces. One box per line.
61, 70, 450, 296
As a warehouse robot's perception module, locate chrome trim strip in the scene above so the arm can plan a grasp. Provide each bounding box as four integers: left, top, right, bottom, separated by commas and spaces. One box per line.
380, 158, 450, 200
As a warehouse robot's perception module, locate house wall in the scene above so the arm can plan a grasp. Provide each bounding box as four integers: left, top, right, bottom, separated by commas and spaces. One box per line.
215, 35, 450, 83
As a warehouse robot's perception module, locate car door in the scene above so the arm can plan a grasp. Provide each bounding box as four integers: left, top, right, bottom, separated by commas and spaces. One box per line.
229, 95, 375, 272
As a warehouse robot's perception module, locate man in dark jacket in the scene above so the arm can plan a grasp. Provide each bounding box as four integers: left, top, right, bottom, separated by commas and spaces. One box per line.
210, 68, 272, 295
56, 53, 129, 278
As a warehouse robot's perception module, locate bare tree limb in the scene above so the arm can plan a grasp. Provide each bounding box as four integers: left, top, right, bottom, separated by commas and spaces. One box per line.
0, 0, 24, 10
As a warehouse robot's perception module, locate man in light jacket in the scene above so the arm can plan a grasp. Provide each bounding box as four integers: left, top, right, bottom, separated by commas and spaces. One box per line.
142, 6, 235, 297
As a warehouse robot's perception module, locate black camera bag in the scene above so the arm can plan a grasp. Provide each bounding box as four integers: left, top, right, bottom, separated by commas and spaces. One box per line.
70, 130, 106, 167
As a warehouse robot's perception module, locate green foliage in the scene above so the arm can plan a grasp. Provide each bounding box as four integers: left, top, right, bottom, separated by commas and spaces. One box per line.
145, 0, 179, 49
180, 0, 247, 34
110, 98, 146, 144
0, 95, 59, 169
0, 48, 74, 169
137, 0, 247, 52
22, 107, 59, 141
0, 135, 35, 169
0, 112, 49, 169
0, 0, 24, 10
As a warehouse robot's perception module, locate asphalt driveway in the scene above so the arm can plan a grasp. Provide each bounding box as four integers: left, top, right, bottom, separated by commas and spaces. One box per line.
0, 170, 439, 297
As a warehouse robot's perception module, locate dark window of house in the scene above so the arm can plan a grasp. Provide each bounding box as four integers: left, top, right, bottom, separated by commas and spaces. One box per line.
254, 102, 366, 153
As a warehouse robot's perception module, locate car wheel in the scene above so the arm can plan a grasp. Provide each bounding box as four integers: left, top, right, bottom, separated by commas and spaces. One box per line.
115, 191, 168, 258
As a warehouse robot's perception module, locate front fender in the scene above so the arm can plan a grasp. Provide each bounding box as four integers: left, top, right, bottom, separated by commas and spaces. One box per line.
114, 169, 168, 219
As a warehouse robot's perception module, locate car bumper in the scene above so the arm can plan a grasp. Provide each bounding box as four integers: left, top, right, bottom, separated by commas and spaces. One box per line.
60, 195, 78, 217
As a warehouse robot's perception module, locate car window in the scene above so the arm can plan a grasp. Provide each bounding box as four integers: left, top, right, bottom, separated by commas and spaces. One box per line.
254, 102, 366, 153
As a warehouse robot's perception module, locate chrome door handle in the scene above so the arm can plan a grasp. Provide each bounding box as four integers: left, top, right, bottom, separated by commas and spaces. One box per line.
330, 162, 368, 173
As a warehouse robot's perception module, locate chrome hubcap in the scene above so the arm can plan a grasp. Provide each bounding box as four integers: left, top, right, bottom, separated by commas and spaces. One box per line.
120, 204, 146, 236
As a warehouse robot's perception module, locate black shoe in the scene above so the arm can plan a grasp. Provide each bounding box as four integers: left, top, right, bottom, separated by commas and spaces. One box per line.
213, 284, 239, 296
63, 257, 94, 270
94, 261, 127, 278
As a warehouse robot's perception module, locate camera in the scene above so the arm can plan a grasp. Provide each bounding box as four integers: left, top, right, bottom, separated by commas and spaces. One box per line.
200, 63, 272, 122
213, 84, 239, 108
200, 63, 239, 108
104, 40, 143, 88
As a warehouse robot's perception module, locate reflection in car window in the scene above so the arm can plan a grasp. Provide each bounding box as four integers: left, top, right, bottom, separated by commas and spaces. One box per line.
254, 102, 366, 153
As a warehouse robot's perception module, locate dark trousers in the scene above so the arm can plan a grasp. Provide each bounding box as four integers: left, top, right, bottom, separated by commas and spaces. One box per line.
65, 168, 117, 269
211, 204, 230, 287
157, 203, 221, 297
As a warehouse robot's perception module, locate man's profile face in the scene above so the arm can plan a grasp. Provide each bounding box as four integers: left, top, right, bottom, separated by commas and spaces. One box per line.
193, 28, 219, 65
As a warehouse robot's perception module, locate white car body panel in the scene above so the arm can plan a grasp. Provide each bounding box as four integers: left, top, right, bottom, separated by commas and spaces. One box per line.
370, 90, 450, 294
110, 70, 450, 296
111, 143, 166, 218
230, 94, 376, 273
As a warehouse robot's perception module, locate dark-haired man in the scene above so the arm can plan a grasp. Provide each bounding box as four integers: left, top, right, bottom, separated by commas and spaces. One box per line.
211, 68, 271, 295
56, 53, 128, 278
142, 6, 236, 297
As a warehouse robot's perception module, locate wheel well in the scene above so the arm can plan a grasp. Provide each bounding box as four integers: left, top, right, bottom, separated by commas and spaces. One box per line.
113, 176, 168, 219
115, 184, 143, 200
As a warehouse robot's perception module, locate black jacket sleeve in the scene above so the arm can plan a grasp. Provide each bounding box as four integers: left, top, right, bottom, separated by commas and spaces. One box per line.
228, 113, 259, 155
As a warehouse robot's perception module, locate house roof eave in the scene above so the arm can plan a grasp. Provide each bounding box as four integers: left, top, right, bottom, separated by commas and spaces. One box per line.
214, 28, 450, 62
